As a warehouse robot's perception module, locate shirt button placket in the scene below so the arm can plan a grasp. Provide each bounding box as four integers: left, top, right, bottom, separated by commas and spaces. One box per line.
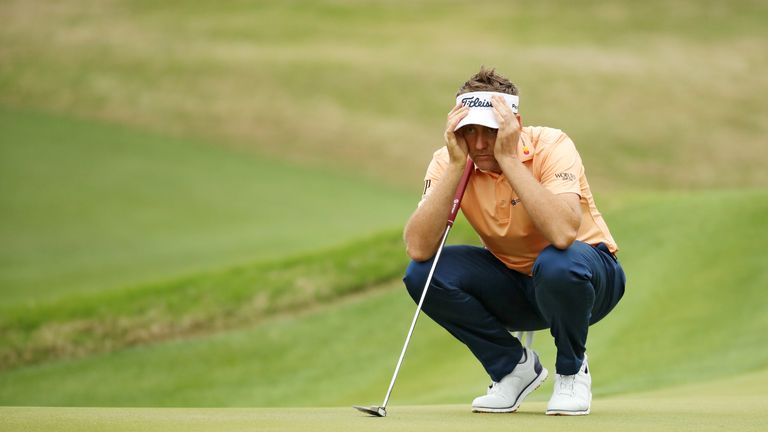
495, 175, 509, 221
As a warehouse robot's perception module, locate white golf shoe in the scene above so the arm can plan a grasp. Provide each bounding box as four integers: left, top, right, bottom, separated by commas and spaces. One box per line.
471, 348, 548, 413
546, 354, 592, 415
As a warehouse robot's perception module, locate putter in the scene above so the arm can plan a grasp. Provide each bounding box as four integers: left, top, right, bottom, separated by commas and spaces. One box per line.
354, 158, 474, 418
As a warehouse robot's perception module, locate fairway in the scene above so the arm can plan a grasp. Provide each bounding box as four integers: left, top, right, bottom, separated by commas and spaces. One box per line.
2, 371, 767, 432
0, 108, 414, 306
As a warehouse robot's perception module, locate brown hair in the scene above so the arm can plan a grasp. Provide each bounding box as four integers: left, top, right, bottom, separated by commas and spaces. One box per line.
456, 66, 518, 96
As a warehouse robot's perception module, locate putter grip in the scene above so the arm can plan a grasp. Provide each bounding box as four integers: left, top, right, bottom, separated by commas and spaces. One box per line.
447, 158, 474, 227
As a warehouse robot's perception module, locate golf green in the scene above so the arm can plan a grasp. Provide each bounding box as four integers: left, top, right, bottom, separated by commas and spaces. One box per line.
2, 369, 766, 432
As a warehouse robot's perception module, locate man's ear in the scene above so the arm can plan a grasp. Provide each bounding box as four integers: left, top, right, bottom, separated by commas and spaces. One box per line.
516, 113, 523, 126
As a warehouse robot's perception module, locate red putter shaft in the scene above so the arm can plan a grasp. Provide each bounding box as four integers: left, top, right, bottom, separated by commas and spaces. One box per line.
448, 158, 474, 226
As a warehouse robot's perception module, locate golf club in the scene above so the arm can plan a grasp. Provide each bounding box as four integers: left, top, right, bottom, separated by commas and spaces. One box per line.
354, 157, 474, 418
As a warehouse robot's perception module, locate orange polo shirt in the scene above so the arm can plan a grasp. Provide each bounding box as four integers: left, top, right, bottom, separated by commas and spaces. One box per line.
419, 126, 618, 275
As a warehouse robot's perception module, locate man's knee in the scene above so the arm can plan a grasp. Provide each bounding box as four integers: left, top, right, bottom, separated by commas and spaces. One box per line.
403, 245, 485, 305
403, 259, 432, 303
533, 244, 592, 297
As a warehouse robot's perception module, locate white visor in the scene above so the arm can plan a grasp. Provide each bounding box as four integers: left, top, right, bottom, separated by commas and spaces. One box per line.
454, 91, 519, 131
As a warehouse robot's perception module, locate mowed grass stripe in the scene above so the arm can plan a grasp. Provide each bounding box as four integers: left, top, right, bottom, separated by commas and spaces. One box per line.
0, 107, 415, 305
0, 190, 765, 407
0, 229, 408, 370
0, 220, 478, 371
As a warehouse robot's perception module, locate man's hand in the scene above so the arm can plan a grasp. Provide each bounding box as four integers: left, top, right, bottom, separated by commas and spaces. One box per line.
491, 95, 522, 163
444, 103, 470, 166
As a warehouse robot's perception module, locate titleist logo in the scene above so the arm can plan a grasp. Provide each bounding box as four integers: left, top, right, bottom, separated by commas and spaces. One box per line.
460, 97, 518, 111
461, 97, 492, 108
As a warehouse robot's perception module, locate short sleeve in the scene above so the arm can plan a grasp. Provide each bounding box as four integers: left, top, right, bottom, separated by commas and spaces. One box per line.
538, 133, 583, 196
417, 147, 449, 207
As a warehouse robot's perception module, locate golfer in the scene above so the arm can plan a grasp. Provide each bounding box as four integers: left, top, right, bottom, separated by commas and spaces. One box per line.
403, 67, 626, 415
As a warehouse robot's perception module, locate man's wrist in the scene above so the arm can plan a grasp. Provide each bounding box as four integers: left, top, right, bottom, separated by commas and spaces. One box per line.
449, 157, 469, 170
497, 153, 520, 168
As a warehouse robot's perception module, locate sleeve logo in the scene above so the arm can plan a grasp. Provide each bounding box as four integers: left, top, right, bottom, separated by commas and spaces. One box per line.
554, 172, 577, 182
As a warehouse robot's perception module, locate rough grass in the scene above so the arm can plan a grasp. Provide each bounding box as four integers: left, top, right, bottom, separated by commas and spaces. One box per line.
0, 211, 478, 371
0, 230, 395, 370
1, 0, 766, 189
0, 230, 409, 370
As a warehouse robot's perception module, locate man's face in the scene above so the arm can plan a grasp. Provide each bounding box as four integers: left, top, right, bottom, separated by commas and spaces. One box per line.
458, 124, 501, 173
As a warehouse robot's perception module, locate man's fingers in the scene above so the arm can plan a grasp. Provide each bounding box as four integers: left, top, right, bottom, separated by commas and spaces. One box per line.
449, 104, 469, 119
447, 102, 464, 116
444, 104, 470, 163
491, 95, 513, 118
491, 104, 509, 131
447, 103, 468, 121
446, 105, 469, 130
445, 106, 469, 154
491, 103, 504, 122
491, 95, 519, 130
491, 95, 507, 110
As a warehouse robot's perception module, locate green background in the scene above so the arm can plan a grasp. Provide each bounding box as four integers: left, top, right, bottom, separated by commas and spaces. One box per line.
1, 0, 766, 430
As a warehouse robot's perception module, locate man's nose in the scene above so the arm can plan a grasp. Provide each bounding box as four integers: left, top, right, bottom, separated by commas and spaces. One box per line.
474, 130, 489, 149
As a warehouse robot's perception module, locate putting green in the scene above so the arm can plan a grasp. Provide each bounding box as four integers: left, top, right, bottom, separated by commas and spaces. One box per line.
2, 369, 766, 432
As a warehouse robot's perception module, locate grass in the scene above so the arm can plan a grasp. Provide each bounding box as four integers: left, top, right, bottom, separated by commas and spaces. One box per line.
0, 218, 479, 371
0, 0, 767, 426
0, 107, 415, 306
0, 229, 397, 370
1, 370, 767, 432
0, 226, 476, 370
0, 189, 765, 407
1, 0, 766, 190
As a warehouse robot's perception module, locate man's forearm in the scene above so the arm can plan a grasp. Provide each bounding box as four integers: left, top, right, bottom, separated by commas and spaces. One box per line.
404, 163, 466, 261
498, 157, 580, 249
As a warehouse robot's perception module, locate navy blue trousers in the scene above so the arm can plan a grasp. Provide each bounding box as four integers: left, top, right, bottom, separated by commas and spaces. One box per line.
403, 241, 625, 381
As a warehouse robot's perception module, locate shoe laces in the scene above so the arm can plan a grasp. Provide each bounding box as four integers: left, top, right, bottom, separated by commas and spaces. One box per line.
555, 374, 576, 396
486, 382, 499, 395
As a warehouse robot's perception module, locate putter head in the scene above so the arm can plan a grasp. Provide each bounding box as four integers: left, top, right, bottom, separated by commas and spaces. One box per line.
353, 405, 387, 417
